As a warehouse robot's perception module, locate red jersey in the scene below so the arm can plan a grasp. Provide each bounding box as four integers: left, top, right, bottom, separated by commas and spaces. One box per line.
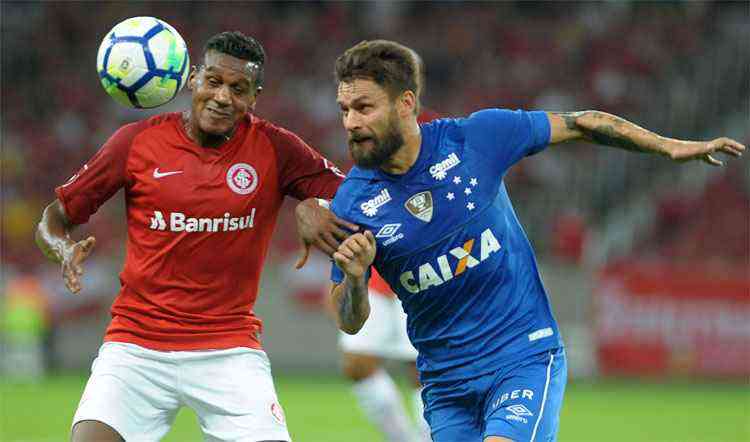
56, 112, 343, 351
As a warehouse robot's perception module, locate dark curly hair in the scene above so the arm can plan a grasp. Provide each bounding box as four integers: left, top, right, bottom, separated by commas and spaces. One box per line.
204, 31, 266, 87
335, 40, 423, 114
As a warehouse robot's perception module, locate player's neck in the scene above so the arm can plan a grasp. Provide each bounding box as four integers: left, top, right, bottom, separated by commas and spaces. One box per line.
380, 120, 421, 175
183, 112, 233, 148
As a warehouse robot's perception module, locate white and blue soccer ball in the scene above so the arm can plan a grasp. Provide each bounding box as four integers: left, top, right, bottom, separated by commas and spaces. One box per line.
96, 17, 189, 108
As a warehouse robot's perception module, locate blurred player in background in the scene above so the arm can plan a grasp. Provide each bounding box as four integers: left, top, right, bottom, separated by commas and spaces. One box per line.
324, 40, 745, 442
333, 268, 429, 442
36, 31, 353, 442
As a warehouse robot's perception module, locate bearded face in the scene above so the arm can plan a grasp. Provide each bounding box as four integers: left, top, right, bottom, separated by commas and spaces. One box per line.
348, 105, 405, 169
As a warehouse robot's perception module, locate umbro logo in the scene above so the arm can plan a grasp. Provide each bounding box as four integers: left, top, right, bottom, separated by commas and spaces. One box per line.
153, 168, 183, 179
506, 404, 534, 417
376, 223, 401, 238
376, 223, 404, 246
504, 404, 534, 424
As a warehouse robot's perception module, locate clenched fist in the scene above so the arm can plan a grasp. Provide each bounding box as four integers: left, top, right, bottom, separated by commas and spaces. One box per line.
333, 231, 376, 279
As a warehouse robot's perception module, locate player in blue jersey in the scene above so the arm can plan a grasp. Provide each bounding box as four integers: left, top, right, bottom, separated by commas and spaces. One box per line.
319, 40, 744, 442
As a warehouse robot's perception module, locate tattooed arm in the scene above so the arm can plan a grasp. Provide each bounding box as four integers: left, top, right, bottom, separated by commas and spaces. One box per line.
547, 111, 745, 166
330, 231, 376, 334
330, 276, 371, 335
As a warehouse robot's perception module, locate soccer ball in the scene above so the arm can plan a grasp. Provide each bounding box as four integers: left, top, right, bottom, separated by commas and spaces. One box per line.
96, 17, 189, 109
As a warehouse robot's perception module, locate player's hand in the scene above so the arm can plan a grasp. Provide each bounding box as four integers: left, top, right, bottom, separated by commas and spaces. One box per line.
294, 198, 359, 269
669, 137, 745, 166
333, 231, 376, 279
61, 236, 96, 294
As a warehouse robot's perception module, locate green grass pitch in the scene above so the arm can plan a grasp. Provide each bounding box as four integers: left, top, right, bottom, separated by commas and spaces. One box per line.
2, 375, 747, 441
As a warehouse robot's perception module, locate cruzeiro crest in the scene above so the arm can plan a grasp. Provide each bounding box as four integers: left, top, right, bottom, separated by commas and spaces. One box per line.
405, 191, 433, 222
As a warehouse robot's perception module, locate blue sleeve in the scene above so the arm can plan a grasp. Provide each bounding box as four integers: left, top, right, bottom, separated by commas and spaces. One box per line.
328, 187, 371, 285
330, 260, 344, 284
459, 109, 550, 175
330, 261, 371, 285
329, 195, 347, 284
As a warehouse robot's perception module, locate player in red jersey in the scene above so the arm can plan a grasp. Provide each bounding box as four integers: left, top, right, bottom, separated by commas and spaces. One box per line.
36, 31, 355, 442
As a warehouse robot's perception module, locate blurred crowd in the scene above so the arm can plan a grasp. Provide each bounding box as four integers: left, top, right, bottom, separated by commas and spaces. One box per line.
2, 2, 748, 342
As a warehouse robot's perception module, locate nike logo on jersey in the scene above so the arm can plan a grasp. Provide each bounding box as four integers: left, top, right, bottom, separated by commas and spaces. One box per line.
399, 228, 501, 294
153, 168, 183, 179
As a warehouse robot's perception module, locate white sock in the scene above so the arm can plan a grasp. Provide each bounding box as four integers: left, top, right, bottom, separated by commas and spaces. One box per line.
352, 369, 416, 442
412, 387, 432, 442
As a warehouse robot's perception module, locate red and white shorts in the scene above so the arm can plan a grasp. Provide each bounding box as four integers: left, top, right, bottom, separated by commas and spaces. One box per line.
73, 342, 291, 442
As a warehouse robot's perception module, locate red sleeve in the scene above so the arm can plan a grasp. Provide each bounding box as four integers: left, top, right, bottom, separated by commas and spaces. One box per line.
266, 124, 345, 200
418, 108, 441, 123
55, 121, 145, 224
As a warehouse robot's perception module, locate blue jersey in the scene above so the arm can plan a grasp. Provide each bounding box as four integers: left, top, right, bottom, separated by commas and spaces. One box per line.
331, 109, 563, 383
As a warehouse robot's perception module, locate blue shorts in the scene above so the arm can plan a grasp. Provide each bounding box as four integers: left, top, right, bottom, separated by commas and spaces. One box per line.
422, 347, 567, 442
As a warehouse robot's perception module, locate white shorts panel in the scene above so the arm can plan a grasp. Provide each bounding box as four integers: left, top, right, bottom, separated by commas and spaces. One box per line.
72, 342, 181, 441
180, 347, 291, 442
72, 343, 291, 442
339, 292, 418, 360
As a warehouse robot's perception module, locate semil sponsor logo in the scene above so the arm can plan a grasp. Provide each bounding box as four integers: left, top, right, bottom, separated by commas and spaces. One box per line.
429, 153, 461, 180
361, 189, 392, 217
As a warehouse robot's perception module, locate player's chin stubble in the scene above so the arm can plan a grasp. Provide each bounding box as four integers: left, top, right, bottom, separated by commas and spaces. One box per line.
349, 119, 404, 169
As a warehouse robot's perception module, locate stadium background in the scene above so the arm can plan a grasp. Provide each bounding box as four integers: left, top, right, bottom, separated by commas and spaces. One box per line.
1, 1, 748, 441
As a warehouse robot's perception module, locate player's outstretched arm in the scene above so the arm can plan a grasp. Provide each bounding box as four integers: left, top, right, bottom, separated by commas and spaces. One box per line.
330, 231, 376, 334
547, 111, 745, 166
35, 199, 96, 295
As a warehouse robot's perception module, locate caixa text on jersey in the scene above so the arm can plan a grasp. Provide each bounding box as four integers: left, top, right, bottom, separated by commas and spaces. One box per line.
148, 209, 256, 233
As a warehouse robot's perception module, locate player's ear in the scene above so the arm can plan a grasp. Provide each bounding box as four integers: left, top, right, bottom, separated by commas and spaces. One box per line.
187, 65, 199, 91
398, 90, 417, 118
246, 86, 261, 110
